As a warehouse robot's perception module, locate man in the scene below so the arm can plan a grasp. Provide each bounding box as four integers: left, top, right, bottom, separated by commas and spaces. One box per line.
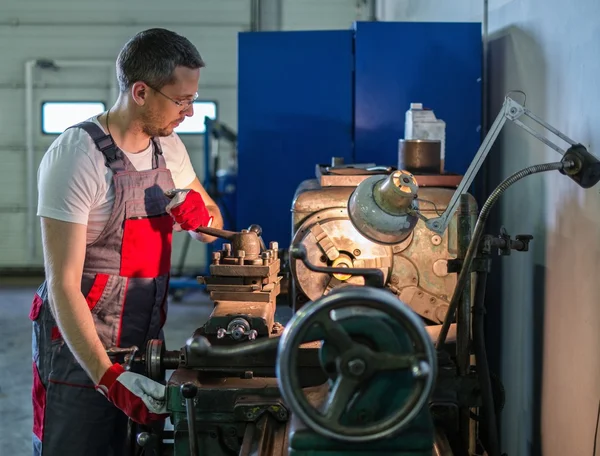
30, 28, 223, 455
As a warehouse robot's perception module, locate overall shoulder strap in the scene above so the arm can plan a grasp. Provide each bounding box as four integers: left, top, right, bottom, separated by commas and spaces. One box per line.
150, 137, 167, 169
71, 121, 120, 164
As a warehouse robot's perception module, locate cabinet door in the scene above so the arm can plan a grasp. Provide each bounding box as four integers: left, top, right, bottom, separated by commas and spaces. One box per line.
354, 21, 482, 175
237, 30, 354, 248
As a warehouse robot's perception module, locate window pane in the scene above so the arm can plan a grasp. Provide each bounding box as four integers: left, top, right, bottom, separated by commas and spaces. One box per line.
42, 102, 106, 134
174, 101, 218, 134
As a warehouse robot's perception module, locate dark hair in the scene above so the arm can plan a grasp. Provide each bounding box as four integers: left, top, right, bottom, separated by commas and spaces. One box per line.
116, 28, 205, 92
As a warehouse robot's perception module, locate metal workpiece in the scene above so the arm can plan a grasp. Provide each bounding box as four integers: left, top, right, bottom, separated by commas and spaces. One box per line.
398, 139, 442, 174
348, 172, 420, 245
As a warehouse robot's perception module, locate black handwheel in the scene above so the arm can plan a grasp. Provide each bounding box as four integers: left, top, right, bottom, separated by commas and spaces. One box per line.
276, 287, 436, 443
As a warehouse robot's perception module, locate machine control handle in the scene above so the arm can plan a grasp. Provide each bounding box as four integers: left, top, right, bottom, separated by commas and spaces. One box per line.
193, 225, 240, 240
180, 383, 199, 456
289, 244, 385, 288
186, 335, 279, 358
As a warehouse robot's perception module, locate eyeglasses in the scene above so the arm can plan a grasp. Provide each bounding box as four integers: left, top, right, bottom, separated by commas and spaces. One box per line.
147, 84, 198, 109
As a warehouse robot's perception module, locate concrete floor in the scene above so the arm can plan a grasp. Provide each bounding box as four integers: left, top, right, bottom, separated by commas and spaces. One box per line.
0, 279, 292, 455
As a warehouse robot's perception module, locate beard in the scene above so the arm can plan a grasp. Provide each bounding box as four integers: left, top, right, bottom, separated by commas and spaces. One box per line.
139, 108, 175, 137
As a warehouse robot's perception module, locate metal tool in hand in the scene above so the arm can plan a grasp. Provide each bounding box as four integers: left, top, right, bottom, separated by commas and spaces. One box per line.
106, 345, 139, 371
165, 188, 267, 259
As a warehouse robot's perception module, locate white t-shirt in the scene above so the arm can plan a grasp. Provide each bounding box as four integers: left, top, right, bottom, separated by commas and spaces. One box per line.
37, 115, 197, 244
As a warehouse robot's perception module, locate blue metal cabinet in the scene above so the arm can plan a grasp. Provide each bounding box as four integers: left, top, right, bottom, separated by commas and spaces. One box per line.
237, 30, 354, 248
237, 23, 482, 249
353, 21, 482, 175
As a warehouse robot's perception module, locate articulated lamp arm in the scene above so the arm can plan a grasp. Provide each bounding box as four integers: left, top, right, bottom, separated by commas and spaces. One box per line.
423, 95, 600, 235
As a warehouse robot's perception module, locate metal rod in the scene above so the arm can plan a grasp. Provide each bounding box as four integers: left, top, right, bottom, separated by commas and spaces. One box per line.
512, 119, 567, 155
25, 60, 35, 262
185, 396, 198, 456
180, 384, 199, 456
456, 194, 472, 377
433, 428, 453, 456
425, 99, 510, 234
524, 108, 578, 146
456, 194, 473, 451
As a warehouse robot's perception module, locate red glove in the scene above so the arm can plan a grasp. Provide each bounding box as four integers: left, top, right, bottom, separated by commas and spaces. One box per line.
166, 189, 213, 231
96, 363, 169, 425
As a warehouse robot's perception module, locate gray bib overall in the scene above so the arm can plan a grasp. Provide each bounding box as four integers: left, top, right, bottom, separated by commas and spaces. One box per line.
30, 121, 175, 455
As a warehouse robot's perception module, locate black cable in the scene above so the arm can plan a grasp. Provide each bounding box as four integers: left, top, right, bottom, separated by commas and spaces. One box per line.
593, 399, 600, 456
436, 160, 571, 348
473, 270, 500, 456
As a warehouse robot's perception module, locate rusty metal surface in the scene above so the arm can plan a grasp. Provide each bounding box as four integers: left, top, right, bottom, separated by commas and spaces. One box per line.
238, 415, 290, 456
205, 300, 276, 338
196, 229, 283, 343
207, 259, 280, 278
209, 283, 281, 303
290, 174, 478, 323
398, 286, 449, 324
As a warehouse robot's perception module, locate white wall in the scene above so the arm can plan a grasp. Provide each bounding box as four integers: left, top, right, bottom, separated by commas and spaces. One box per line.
0, 0, 371, 271
378, 1, 600, 455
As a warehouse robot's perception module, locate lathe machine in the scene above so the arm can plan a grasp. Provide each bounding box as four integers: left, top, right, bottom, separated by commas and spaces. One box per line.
112, 96, 600, 456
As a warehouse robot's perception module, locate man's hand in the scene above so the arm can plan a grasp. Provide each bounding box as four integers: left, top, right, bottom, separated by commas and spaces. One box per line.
96, 363, 169, 425
166, 189, 213, 231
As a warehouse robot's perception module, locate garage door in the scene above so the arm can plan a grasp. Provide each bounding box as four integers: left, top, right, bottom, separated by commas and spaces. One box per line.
0, 0, 250, 269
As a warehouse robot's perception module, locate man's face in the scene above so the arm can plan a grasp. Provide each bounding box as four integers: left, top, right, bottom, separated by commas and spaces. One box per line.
141, 66, 200, 137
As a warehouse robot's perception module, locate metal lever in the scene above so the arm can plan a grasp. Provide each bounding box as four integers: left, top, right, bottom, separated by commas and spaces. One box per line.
181, 383, 199, 456
248, 223, 267, 251
289, 244, 385, 288
186, 334, 279, 358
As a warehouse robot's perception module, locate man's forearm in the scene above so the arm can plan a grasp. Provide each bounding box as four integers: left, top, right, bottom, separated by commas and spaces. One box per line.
48, 282, 113, 384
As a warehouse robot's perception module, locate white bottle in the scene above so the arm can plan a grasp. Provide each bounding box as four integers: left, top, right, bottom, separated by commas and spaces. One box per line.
405, 103, 446, 173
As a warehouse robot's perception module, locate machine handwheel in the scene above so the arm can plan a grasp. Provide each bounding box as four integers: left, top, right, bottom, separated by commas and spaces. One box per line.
146, 339, 165, 382
276, 287, 437, 443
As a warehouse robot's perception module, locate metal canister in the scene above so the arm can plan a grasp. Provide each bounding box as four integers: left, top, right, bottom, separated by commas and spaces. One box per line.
398, 139, 442, 174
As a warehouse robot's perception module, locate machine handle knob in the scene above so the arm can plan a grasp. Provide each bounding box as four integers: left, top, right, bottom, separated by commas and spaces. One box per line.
248, 224, 262, 237
181, 383, 199, 456
181, 383, 198, 399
